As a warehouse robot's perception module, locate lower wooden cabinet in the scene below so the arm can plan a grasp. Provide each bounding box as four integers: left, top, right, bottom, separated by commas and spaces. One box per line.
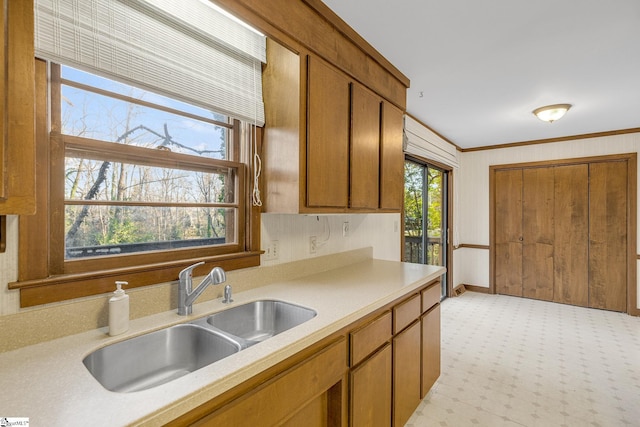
393, 320, 422, 426
421, 303, 441, 397
173, 338, 347, 426
170, 279, 441, 427
350, 344, 392, 427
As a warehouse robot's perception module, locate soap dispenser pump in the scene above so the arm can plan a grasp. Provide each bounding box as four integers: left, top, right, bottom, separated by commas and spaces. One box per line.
108, 281, 129, 336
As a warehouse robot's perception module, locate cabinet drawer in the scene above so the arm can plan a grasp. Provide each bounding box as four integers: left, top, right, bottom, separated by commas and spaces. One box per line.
421, 281, 441, 313
350, 311, 392, 366
393, 294, 420, 334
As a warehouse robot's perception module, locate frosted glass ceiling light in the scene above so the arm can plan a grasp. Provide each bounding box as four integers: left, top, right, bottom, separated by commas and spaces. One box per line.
532, 104, 572, 123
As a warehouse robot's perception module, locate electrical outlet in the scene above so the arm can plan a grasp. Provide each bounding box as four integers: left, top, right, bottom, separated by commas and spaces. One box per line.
264, 240, 279, 260
342, 221, 350, 237
309, 236, 317, 254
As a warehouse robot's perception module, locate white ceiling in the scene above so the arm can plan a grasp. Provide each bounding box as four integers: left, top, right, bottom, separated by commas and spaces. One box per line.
321, 0, 640, 149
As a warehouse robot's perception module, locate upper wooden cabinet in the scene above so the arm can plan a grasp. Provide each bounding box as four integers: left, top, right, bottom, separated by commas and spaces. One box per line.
350, 82, 381, 210
0, 0, 36, 215
262, 39, 405, 214
307, 55, 351, 208
379, 102, 405, 211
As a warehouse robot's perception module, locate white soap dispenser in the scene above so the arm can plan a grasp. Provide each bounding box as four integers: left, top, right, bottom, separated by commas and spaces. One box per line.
108, 281, 129, 336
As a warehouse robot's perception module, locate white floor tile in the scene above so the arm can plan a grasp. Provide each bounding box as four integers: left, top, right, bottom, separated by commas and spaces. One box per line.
406, 292, 640, 427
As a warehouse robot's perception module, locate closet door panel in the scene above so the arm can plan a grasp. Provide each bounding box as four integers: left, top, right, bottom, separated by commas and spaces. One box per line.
554, 164, 589, 307
522, 167, 554, 301
495, 169, 523, 296
589, 161, 627, 312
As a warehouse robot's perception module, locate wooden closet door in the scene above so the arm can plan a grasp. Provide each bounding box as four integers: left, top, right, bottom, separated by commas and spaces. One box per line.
554, 164, 589, 306
495, 169, 523, 296
522, 167, 555, 301
589, 161, 628, 312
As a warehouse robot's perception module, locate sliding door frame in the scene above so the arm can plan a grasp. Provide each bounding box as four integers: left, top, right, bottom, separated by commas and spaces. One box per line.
403, 155, 454, 299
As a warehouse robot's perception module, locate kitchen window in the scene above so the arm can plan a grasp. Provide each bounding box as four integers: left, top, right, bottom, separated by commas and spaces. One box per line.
60, 65, 241, 260
11, 0, 265, 306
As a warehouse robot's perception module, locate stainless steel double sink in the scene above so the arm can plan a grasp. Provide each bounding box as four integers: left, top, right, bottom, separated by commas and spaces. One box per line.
83, 300, 317, 393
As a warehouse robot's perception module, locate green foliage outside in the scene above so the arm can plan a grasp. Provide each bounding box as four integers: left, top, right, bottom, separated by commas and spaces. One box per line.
404, 161, 443, 265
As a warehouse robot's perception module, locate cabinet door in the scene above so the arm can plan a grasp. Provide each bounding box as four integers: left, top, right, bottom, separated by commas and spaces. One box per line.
522, 167, 555, 301
0, 0, 36, 214
393, 321, 421, 427
421, 304, 441, 397
306, 56, 350, 208
554, 164, 589, 307
589, 161, 628, 312
350, 83, 380, 209
351, 344, 392, 427
379, 101, 404, 210
189, 339, 347, 426
494, 169, 523, 296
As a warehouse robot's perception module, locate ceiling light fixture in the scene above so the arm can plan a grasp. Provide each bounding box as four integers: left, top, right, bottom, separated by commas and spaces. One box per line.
532, 103, 572, 123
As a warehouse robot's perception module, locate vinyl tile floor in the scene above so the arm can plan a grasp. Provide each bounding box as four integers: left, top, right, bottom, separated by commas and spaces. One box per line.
405, 291, 640, 427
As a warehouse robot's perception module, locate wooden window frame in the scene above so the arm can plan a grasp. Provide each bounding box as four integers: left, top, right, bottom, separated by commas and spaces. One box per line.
10, 60, 261, 307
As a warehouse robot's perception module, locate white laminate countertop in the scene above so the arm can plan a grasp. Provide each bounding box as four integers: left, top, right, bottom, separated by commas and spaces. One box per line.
0, 259, 444, 426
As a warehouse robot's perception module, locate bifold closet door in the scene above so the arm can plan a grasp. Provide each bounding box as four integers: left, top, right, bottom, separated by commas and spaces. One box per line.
522, 167, 555, 301
589, 161, 628, 312
495, 169, 523, 296
553, 165, 589, 307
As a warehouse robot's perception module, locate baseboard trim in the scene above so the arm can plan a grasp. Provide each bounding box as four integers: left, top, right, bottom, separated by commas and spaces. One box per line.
462, 284, 490, 294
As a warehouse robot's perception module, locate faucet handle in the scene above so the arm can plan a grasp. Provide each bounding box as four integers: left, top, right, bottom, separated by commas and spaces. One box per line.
179, 261, 205, 281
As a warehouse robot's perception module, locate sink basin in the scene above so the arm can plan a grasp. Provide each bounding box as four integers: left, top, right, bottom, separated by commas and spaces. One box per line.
83, 324, 241, 393
83, 300, 316, 392
205, 300, 316, 345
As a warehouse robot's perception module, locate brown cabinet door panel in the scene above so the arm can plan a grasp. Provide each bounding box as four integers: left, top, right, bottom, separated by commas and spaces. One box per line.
307, 56, 350, 208
379, 101, 404, 210
351, 344, 392, 427
421, 304, 441, 397
350, 83, 381, 209
589, 161, 628, 312
554, 164, 589, 307
522, 167, 555, 301
393, 321, 421, 427
495, 169, 523, 296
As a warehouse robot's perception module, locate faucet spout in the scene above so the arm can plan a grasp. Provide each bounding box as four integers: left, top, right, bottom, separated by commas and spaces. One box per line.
178, 263, 226, 315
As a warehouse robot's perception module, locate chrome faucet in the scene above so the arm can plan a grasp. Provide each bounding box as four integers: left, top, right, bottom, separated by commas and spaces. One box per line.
178, 261, 226, 315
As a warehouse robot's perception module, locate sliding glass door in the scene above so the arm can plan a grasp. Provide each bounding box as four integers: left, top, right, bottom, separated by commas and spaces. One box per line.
404, 158, 448, 299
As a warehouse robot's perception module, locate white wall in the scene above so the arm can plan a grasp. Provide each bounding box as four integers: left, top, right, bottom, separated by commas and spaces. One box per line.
454, 131, 640, 309
260, 213, 401, 266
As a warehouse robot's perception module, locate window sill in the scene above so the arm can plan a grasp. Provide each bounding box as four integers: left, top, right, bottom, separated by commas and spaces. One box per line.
9, 251, 261, 307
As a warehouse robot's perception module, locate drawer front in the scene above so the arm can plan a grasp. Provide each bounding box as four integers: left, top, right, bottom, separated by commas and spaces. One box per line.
393, 294, 420, 334
421, 281, 441, 313
350, 311, 392, 366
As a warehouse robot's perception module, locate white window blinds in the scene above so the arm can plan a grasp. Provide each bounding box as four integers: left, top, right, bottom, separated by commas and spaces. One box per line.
34, 0, 266, 125
404, 115, 459, 168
